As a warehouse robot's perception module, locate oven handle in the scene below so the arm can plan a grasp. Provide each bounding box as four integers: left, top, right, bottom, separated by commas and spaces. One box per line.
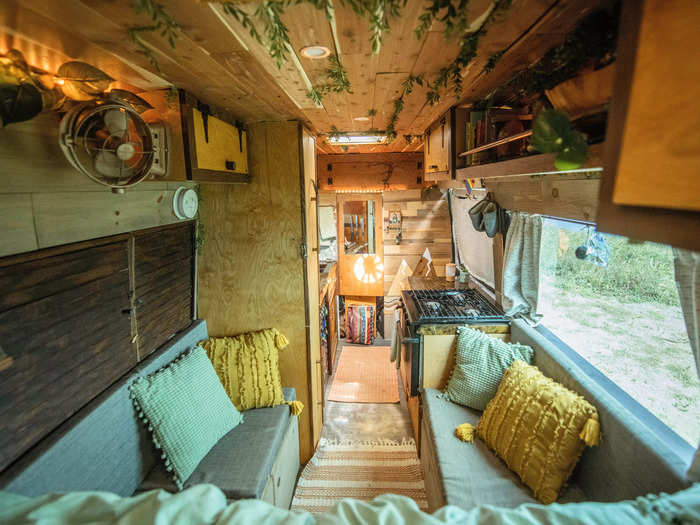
402, 337, 419, 345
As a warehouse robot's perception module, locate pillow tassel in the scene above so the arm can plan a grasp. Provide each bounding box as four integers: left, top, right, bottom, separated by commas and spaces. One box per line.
579, 415, 600, 447
455, 423, 476, 443
274, 329, 289, 350
286, 400, 304, 416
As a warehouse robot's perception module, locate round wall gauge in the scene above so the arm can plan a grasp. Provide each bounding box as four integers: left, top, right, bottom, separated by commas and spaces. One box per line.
172, 187, 199, 219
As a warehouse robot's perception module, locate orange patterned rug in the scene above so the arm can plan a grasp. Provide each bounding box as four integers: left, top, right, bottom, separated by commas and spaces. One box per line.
291, 439, 428, 514
328, 346, 399, 403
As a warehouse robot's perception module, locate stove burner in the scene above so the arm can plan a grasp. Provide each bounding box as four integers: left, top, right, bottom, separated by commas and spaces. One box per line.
405, 289, 506, 323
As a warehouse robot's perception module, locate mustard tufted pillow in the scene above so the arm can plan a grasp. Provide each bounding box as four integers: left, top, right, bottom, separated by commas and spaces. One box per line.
477, 360, 600, 504
200, 328, 288, 411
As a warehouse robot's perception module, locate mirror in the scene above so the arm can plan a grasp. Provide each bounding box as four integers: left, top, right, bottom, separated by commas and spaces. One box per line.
342, 200, 376, 254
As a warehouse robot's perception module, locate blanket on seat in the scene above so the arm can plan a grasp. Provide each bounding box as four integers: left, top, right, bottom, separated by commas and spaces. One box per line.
2, 483, 699, 524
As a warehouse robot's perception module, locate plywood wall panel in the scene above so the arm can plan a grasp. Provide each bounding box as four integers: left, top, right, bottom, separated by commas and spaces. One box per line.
0, 112, 196, 257
197, 122, 315, 462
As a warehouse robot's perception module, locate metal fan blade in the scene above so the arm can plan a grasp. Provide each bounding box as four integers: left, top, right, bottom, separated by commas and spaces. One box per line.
94, 150, 132, 179
103, 108, 128, 136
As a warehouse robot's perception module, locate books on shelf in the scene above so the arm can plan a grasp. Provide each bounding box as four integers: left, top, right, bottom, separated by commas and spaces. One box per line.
463, 107, 532, 167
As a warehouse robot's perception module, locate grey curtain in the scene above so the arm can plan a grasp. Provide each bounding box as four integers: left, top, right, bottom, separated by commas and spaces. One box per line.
502, 212, 543, 325
673, 248, 700, 481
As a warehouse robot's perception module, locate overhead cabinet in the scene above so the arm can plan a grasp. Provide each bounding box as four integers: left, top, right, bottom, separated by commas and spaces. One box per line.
424, 108, 467, 180
598, 0, 700, 251
179, 91, 250, 184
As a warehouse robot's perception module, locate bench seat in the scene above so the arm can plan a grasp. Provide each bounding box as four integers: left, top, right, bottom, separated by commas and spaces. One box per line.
140, 388, 298, 504
422, 388, 585, 510
420, 319, 691, 512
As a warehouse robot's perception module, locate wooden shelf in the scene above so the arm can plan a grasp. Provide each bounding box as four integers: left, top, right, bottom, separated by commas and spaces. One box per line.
455, 142, 605, 181
459, 130, 533, 158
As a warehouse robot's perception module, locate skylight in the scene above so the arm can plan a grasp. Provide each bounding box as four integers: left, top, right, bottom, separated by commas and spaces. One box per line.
328, 134, 387, 145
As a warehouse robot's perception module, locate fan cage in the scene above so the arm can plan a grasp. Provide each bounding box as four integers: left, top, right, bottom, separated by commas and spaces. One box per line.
61, 102, 155, 191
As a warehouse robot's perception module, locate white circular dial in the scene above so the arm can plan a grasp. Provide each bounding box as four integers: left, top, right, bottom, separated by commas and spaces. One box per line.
173, 187, 199, 219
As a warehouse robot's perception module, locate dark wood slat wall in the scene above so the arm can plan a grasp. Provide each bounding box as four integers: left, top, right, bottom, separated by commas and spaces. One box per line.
133, 224, 195, 359
0, 222, 195, 473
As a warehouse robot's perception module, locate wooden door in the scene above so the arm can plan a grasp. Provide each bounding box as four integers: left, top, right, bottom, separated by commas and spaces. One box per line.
336, 193, 384, 297
302, 128, 323, 450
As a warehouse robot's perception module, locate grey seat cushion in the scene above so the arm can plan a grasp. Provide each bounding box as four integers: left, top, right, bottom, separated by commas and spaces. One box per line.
423, 388, 585, 510
140, 387, 296, 500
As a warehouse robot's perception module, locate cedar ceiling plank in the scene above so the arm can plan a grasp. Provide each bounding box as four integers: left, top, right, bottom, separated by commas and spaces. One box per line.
162, 0, 302, 121
400, 0, 496, 134
334, 2, 380, 131
208, 3, 315, 111
76, 1, 254, 103
282, 2, 341, 131
375, 0, 427, 74
373, 72, 409, 130
407, 0, 557, 133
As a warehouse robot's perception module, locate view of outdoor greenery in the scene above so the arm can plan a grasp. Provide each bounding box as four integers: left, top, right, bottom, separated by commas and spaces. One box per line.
539, 219, 700, 446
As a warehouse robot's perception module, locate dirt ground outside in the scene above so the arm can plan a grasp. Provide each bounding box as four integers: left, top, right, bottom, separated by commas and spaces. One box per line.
539, 277, 700, 447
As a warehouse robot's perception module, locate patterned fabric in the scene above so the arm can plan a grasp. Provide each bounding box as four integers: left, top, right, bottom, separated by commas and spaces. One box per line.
200, 328, 288, 411
445, 327, 533, 411
129, 347, 242, 489
291, 439, 427, 514
346, 305, 375, 345
477, 360, 600, 504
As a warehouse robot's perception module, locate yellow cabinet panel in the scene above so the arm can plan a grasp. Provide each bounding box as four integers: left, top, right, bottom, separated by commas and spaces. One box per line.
192, 107, 248, 175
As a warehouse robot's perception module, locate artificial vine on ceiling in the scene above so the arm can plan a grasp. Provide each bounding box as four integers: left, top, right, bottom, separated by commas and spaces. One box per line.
307, 53, 352, 105
127, 0, 180, 72
384, 74, 423, 143
506, 5, 618, 98
422, 0, 513, 106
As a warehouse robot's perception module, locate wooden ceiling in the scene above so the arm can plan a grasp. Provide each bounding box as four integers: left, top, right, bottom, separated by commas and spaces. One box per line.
1, 0, 606, 154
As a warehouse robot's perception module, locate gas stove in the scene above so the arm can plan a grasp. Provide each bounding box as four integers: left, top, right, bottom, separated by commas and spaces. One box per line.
402, 288, 507, 324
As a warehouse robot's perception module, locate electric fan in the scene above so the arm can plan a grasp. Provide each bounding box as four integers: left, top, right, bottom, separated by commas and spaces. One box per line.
59, 101, 157, 193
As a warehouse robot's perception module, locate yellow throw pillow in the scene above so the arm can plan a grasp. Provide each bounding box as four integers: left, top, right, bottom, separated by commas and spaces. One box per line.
200, 328, 288, 411
477, 360, 600, 504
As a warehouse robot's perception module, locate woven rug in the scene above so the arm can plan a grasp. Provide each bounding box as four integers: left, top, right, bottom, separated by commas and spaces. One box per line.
291, 439, 428, 514
328, 346, 399, 403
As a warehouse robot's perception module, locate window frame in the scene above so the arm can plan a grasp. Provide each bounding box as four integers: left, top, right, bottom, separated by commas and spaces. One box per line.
536, 312, 695, 461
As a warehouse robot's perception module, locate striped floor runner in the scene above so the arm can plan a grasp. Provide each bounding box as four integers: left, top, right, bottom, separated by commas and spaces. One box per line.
291, 439, 428, 514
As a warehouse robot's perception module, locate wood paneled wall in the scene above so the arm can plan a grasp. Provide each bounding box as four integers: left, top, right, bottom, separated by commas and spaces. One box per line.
0, 113, 195, 257
383, 189, 453, 296
0, 222, 195, 473
318, 153, 425, 191
197, 122, 316, 463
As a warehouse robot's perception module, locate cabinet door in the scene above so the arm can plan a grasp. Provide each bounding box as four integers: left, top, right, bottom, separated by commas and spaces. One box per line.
133, 223, 195, 359
0, 240, 134, 472
302, 129, 323, 450
597, 0, 700, 250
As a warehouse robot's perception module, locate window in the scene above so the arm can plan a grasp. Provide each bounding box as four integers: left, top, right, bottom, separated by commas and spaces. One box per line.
539, 218, 699, 446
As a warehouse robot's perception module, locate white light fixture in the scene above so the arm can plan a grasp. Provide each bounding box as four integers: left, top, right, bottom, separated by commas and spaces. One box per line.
353, 116, 370, 122
328, 133, 387, 145
173, 187, 199, 219
300, 45, 331, 59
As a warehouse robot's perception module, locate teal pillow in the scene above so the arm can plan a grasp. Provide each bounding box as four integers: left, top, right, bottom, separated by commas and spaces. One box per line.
130, 346, 242, 488
445, 326, 534, 411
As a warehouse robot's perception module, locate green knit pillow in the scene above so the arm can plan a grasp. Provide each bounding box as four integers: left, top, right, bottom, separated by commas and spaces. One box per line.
446, 326, 534, 411
130, 346, 242, 488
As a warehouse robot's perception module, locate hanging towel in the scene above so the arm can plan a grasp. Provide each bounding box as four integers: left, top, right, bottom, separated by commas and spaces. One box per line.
390, 308, 402, 368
